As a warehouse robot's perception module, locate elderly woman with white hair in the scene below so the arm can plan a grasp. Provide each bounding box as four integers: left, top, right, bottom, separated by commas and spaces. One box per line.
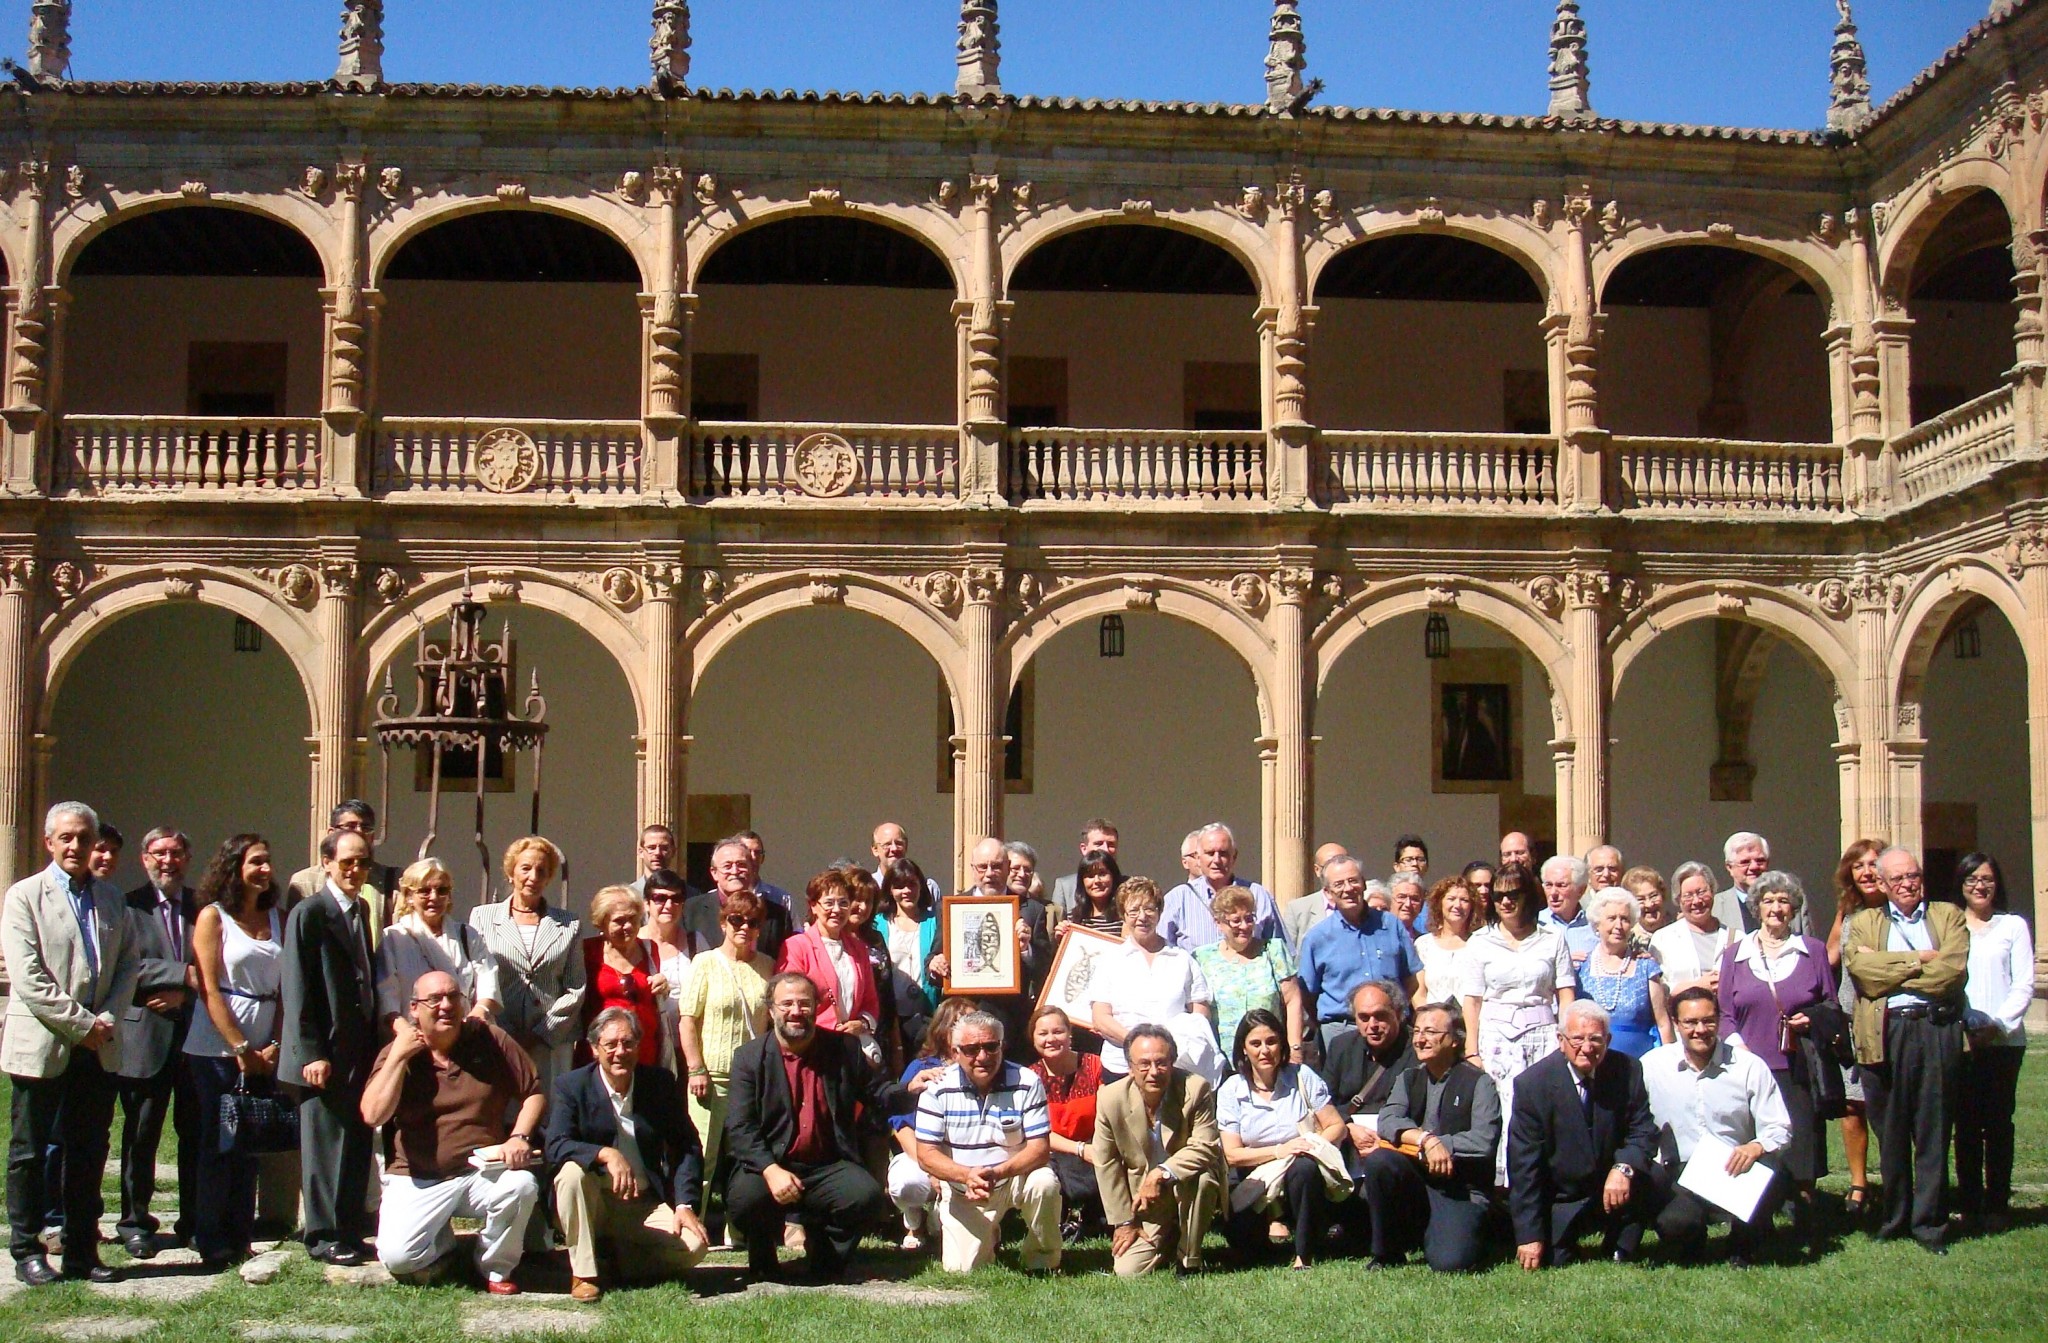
1648, 861, 1735, 994
1573, 887, 1671, 1058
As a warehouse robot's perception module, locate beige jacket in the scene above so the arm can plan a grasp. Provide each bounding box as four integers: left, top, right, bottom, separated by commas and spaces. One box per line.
1842, 900, 1968, 1065
1, 866, 141, 1078
1088, 1070, 1225, 1228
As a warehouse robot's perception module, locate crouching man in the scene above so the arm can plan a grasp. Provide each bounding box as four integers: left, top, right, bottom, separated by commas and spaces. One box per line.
546, 1008, 709, 1301
361, 971, 543, 1293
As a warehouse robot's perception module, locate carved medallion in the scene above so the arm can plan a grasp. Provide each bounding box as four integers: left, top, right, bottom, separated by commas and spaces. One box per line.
600, 567, 642, 609
472, 427, 543, 494
790, 432, 860, 498
48, 560, 85, 604
275, 563, 318, 609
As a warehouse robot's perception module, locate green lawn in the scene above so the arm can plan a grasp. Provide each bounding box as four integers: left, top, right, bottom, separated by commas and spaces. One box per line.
2, 1044, 2045, 1342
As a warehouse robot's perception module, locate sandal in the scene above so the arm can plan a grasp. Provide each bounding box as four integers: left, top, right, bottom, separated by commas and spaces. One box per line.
1843, 1184, 1870, 1213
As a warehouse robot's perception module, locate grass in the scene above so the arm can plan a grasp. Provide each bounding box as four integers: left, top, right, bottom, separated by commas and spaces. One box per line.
2, 1043, 2046, 1342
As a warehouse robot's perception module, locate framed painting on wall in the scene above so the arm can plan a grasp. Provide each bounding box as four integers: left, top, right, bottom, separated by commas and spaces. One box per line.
941, 895, 1022, 996
1431, 647, 1524, 795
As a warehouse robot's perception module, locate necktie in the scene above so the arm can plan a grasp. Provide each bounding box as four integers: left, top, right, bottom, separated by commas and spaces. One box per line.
71, 878, 100, 981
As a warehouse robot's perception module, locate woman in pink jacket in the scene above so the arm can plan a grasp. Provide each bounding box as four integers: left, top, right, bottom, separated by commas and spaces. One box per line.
776, 868, 882, 1063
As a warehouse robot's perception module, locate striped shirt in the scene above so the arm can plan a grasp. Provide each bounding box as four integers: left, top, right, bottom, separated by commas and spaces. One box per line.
912, 1062, 1050, 1169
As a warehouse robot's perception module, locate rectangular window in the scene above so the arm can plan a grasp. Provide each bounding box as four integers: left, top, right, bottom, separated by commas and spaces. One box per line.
684, 794, 752, 892
1503, 368, 1550, 433
1009, 356, 1068, 427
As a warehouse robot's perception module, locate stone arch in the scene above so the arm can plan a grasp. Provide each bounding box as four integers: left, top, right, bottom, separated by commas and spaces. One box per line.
368, 194, 659, 291
684, 573, 969, 725
1313, 578, 1572, 735
1877, 161, 2020, 296
1001, 208, 1274, 307
359, 572, 650, 733
685, 198, 968, 298
36, 567, 324, 735
52, 193, 344, 289
1594, 231, 1845, 320
1000, 577, 1275, 737
1610, 583, 1861, 743
1306, 218, 1557, 310
1888, 558, 2031, 724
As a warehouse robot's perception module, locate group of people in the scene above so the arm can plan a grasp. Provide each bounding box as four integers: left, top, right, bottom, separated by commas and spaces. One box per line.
1, 802, 2029, 1293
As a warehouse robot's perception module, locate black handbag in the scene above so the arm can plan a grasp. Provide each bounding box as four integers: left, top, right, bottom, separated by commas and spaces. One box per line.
217, 1074, 300, 1155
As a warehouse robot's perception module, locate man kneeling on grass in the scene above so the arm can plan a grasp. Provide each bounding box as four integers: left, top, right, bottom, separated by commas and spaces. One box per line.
361, 971, 544, 1293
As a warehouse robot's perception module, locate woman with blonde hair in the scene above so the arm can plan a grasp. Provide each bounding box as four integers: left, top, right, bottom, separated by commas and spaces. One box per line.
376, 856, 499, 1027
579, 884, 669, 1067
469, 835, 583, 1093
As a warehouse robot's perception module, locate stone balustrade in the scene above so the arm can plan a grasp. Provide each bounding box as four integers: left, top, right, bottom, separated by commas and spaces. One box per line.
54, 416, 323, 495
374, 418, 643, 498
1006, 427, 1267, 504
1891, 385, 2017, 506
691, 422, 959, 502
1320, 431, 1558, 510
1614, 436, 1846, 515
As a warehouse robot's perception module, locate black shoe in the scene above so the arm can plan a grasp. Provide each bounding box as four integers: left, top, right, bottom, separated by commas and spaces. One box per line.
330, 1242, 368, 1267
1726, 1254, 1753, 1270
1917, 1238, 1948, 1256
122, 1233, 158, 1261
63, 1261, 121, 1283
15, 1255, 59, 1286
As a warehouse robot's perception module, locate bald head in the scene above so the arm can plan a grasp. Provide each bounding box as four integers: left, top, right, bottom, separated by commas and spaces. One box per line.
969, 836, 1010, 896
871, 822, 909, 866
1499, 831, 1532, 870
408, 969, 465, 1045
1313, 843, 1349, 880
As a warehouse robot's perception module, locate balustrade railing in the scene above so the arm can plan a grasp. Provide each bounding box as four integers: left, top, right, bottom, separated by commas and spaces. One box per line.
1319, 431, 1557, 508
373, 418, 642, 497
692, 422, 958, 501
1006, 428, 1266, 502
1614, 436, 1844, 514
1891, 385, 2017, 506
54, 416, 322, 494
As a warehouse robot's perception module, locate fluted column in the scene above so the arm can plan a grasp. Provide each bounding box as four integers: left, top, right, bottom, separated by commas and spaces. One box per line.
1557, 188, 1606, 512
0, 554, 37, 887
643, 169, 690, 497
308, 552, 360, 861
639, 560, 685, 835
1269, 566, 1313, 902
1562, 568, 1609, 853
957, 564, 1006, 871
321, 163, 370, 497
1848, 569, 1895, 842
3, 161, 53, 493
959, 174, 1006, 506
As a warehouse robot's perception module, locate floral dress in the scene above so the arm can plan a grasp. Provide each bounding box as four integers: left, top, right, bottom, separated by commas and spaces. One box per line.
1194, 937, 1297, 1058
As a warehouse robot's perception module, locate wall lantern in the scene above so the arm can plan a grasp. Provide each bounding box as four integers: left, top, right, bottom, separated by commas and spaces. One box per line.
232, 616, 264, 654
1424, 613, 1451, 659
1953, 614, 1981, 660
1099, 614, 1125, 658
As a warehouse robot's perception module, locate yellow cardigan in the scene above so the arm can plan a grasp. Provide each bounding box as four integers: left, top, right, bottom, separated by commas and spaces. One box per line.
1841, 901, 1968, 1065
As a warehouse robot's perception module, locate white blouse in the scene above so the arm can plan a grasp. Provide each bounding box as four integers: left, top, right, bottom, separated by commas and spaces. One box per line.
376, 916, 501, 1019
1651, 919, 1737, 988
1415, 933, 1473, 1007
1965, 912, 2034, 1045
1459, 924, 1574, 1010
1091, 940, 1213, 1075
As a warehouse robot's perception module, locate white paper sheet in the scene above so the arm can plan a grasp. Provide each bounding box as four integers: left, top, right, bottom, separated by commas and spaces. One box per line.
1675, 1134, 1774, 1222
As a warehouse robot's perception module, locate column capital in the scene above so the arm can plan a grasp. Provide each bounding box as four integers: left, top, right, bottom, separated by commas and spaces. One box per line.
2006, 523, 2048, 578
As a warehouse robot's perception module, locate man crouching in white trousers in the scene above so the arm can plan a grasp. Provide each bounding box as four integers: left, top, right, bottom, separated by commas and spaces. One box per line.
360, 971, 544, 1293
912, 1008, 1062, 1273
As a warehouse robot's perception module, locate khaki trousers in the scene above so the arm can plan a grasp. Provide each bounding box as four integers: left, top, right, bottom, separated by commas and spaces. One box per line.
553, 1165, 706, 1283
1111, 1171, 1222, 1277
936, 1165, 1062, 1273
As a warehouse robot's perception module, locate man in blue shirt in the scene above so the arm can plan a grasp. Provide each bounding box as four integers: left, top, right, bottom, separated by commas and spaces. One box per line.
1539, 855, 1596, 966
1297, 857, 1421, 1056
1161, 823, 1284, 952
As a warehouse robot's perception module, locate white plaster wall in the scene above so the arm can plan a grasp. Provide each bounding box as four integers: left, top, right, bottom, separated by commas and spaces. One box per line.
65, 276, 327, 414
378, 281, 642, 419
1921, 608, 2032, 915
1315, 613, 1557, 877
1610, 619, 1841, 924
1008, 292, 1263, 428
1310, 299, 1548, 431
49, 604, 310, 890
695, 285, 957, 424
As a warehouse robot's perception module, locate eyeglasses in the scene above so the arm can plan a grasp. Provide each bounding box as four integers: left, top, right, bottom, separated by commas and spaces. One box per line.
411, 991, 460, 1006
1411, 1026, 1452, 1040
1961, 876, 1997, 889
646, 892, 681, 905
1885, 874, 1925, 889
725, 916, 762, 930
957, 1041, 1002, 1056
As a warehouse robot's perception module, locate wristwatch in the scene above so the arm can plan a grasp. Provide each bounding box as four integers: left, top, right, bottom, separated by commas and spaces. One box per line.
1614, 1162, 1635, 1179
231, 1040, 253, 1058
1154, 1166, 1177, 1185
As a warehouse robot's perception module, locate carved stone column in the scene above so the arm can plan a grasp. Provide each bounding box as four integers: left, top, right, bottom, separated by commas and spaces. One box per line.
1266, 180, 1314, 508
1834, 740, 1864, 856
639, 561, 685, 836
957, 564, 1006, 870
1840, 208, 1888, 509
4, 161, 53, 493
643, 169, 690, 497
0, 554, 37, 886
1269, 565, 1313, 903
1872, 287, 1914, 442
1847, 568, 1894, 843
2005, 525, 2048, 967
651, 1, 691, 95
321, 163, 370, 497
309, 552, 360, 860
2010, 229, 2045, 459
1257, 736, 1279, 893
958, 174, 1006, 506
956, 1, 1000, 97
26, 2, 70, 83
1557, 189, 1607, 512
1562, 567, 1609, 853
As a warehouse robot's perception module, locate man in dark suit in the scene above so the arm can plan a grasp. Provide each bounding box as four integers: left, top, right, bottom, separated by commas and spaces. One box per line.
683, 839, 795, 961
111, 827, 201, 1259
1506, 1000, 1658, 1269
547, 1008, 709, 1302
724, 972, 925, 1282
280, 828, 380, 1265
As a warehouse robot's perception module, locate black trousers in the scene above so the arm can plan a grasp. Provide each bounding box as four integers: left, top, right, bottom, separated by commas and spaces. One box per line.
1647, 1157, 1783, 1261
1540, 1179, 1654, 1265
1224, 1155, 1331, 1265
298, 1086, 375, 1250
1860, 1010, 1962, 1245
727, 1158, 890, 1278
1356, 1148, 1490, 1271
1047, 1150, 1103, 1226
1953, 1045, 2023, 1214
7, 1051, 118, 1267
116, 1052, 198, 1239
186, 1057, 260, 1260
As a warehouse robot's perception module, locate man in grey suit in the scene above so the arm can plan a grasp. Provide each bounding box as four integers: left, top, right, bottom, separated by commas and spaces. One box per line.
2, 801, 141, 1286
112, 827, 200, 1259
281, 828, 381, 1266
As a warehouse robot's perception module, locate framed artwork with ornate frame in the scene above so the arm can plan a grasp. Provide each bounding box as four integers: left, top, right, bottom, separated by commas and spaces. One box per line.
1035, 923, 1123, 1022
941, 895, 1022, 996
1431, 647, 1523, 795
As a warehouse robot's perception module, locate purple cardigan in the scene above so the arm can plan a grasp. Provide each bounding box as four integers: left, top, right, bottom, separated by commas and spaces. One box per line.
1716, 936, 1835, 1072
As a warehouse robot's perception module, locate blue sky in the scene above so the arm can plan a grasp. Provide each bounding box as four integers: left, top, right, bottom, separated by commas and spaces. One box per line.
1, 1, 1996, 130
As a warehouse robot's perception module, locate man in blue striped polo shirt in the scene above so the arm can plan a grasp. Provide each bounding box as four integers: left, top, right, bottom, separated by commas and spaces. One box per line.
912, 1009, 1062, 1273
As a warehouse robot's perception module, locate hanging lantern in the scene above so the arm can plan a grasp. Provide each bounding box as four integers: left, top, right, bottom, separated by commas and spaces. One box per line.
1424, 612, 1451, 659
1099, 614, 1125, 658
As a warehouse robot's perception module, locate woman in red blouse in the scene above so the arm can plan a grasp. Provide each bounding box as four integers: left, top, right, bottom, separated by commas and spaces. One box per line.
578, 885, 668, 1067
1030, 1005, 1105, 1241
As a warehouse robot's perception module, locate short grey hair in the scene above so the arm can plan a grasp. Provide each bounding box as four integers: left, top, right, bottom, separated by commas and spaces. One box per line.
1670, 861, 1717, 896
45, 801, 99, 837
1003, 840, 1039, 868
140, 827, 192, 853
1349, 978, 1410, 1020
1195, 822, 1236, 852
1560, 999, 1612, 1033
953, 1009, 1006, 1046
1585, 886, 1641, 926
1180, 829, 1202, 856
1750, 870, 1807, 915
587, 1006, 644, 1047
1386, 871, 1425, 897
1541, 854, 1588, 890
1321, 854, 1363, 884
1722, 831, 1769, 863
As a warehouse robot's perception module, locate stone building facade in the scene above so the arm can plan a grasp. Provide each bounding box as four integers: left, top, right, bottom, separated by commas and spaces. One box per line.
0, 3, 2044, 986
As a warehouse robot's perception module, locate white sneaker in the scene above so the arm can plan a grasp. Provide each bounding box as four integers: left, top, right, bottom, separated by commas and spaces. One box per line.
900, 1229, 924, 1251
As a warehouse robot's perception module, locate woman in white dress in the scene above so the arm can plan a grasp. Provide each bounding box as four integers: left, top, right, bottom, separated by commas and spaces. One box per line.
1088, 877, 1217, 1082
1458, 863, 1575, 1181
1414, 876, 1479, 1005
1647, 861, 1735, 994
375, 857, 500, 1027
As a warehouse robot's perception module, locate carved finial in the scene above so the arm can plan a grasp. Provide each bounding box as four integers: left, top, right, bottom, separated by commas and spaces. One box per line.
335, 0, 383, 91
1265, 1, 1307, 114
956, 1, 1000, 97
1547, 0, 1592, 121
1827, 1, 1873, 134
651, 1, 691, 95
27, 1, 71, 83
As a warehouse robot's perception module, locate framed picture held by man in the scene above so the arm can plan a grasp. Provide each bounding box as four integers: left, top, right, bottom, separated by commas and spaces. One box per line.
941, 895, 1022, 995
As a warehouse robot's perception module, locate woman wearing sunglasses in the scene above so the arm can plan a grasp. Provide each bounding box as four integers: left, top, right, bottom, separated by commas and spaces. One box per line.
676, 888, 774, 1222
